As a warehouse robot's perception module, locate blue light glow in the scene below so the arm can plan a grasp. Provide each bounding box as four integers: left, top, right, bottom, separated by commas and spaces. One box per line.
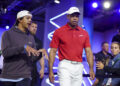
118, 8, 120, 13
92, 2, 98, 8
5, 26, 9, 30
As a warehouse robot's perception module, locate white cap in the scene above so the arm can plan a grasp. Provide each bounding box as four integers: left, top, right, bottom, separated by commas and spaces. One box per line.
67, 7, 80, 15
17, 10, 32, 19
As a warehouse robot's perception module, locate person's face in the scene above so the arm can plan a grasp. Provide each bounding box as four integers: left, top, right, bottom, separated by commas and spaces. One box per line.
111, 43, 120, 56
29, 23, 37, 35
102, 43, 109, 52
67, 13, 79, 26
19, 15, 32, 29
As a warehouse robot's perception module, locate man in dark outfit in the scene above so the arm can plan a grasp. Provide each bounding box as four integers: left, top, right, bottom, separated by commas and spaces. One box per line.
29, 21, 48, 86
0, 10, 41, 86
112, 28, 120, 43
92, 42, 112, 86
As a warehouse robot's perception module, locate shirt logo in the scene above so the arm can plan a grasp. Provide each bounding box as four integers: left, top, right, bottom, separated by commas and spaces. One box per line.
28, 42, 32, 44
79, 35, 84, 37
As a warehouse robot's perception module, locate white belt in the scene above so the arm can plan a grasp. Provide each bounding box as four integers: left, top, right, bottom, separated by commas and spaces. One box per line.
63, 59, 81, 64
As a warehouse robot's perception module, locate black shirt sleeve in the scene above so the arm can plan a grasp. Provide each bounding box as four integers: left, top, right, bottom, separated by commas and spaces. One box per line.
34, 36, 43, 49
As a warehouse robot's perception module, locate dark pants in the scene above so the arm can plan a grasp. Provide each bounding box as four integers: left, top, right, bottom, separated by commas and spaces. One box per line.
31, 63, 43, 86
97, 78, 104, 86
31, 77, 43, 86
96, 69, 105, 86
0, 78, 31, 86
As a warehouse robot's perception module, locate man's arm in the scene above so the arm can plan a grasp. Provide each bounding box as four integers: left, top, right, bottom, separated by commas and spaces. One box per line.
85, 47, 95, 80
1, 32, 24, 58
97, 61, 120, 75
1, 32, 39, 58
39, 56, 44, 78
36, 49, 48, 78
104, 66, 120, 75
49, 48, 57, 83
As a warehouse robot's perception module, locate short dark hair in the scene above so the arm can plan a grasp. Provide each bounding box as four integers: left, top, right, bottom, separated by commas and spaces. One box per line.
31, 21, 37, 25
101, 42, 108, 47
14, 17, 24, 26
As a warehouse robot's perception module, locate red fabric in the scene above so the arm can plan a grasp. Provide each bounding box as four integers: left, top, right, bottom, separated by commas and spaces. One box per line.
50, 24, 91, 62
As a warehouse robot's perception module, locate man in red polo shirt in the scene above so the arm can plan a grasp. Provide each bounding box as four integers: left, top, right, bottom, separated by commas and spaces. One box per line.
49, 7, 95, 86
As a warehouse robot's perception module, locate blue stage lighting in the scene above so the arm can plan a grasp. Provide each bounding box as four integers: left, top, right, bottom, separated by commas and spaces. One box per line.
103, 1, 111, 9
54, 0, 60, 4
5, 25, 9, 30
92, 2, 98, 8
119, 9, 120, 13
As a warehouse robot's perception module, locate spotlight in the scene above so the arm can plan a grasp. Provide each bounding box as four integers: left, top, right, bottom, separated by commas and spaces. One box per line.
92, 2, 98, 8
54, 0, 60, 4
4, 8, 7, 13
118, 9, 120, 13
103, 1, 111, 9
5, 25, 9, 30
0, 8, 7, 14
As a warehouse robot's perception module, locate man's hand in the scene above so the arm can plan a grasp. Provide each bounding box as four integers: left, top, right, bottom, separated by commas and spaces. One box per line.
25, 45, 40, 56
89, 69, 95, 80
38, 49, 49, 60
49, 71, 54, 83
39, 69, 44, 79
96, 61, 104, 69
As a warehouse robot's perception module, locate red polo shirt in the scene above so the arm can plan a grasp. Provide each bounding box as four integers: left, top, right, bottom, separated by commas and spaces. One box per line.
50, 24, 91, 62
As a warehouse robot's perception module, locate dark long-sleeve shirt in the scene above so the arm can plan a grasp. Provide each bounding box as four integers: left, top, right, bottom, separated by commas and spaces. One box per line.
103, 54, 120, 86
104, 66, 120, 75
31, 36, 43, 85
95, 51, 112, 78
1, 26, 36, 79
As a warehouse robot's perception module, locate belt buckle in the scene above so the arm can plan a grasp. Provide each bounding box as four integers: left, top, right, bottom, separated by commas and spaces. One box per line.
71, 61, 78, 64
